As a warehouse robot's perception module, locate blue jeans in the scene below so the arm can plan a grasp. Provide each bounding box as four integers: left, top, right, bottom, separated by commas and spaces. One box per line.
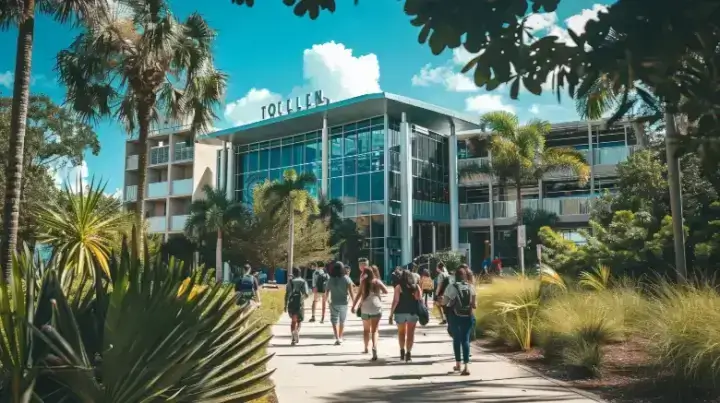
451, 314, 475, 364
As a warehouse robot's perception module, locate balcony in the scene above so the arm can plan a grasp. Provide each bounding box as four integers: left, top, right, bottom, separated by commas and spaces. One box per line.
150, 145, 170, 165
542, 196, 592, 216
126, 155, 138, 170
170, 214, 189, 232
147, 216, 167, 233
459, 196, 593, 224
172, 178, 193, 196
459, 202, 490, 220
147, 182, 168, 198
124, 185, 137, 202
173, 144, 194, 162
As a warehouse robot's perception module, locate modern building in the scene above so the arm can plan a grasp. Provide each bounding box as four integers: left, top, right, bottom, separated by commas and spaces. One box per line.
123, 124, 221, 239
191, 91, 646, 277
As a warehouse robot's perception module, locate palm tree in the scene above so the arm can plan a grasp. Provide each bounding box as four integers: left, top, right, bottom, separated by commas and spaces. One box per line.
460, 111, 589, 273
56, 0, 227, 234
0, 0, 107, 279
263, 169, 318, 274
185, 185, 248, 283
35, 178, 133, 292
316, 196, 343, 226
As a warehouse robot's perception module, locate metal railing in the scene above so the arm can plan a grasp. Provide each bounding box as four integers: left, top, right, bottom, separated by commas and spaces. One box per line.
150, 146, 169, 165
126, 155, 138, 170
173, 144, 194, 161
459, 196, 593, 220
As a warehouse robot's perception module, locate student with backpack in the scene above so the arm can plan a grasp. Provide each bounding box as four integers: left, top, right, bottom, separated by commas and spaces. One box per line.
310, 263, 329, 323
234, 264, 261, 307
434, 263, 451, 325
284, 267, 310, 346
443, 266, 477, 375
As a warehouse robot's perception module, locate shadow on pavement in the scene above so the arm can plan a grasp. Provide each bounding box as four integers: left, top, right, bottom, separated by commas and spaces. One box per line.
305, 358, 436, 367
318, 377, 587, 402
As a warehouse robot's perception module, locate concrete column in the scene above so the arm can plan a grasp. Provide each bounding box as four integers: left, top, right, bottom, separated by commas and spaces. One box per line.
225, 144, 235, 200
538, 179, 543, 209
399, 112, 413, 264
418, 224, 423, 257
587, 123, 595, 196
219, 143, 227, 190
432, 223, 437, 253
489, 180, 495, 258
382, 109, 390, 279
321, 113, 329, 197
449, 122, 459, 251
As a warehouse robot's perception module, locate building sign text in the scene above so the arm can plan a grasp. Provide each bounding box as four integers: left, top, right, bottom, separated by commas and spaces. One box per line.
261, 90, 327, 120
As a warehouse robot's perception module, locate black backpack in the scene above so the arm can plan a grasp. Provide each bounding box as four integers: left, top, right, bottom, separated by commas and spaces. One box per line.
287, 279, 305, 312
451, 282, 473, 317
316, 271, 329, 292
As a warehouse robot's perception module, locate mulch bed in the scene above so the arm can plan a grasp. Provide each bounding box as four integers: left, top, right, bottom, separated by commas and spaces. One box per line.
475, 338, 720, 403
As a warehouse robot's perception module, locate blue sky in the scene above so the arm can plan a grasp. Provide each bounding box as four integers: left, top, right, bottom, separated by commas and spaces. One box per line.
0, 0, 609, 193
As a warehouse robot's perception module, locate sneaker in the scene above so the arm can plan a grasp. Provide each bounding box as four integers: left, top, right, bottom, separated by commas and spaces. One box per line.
309, 317, 316, 323
334, 339, 341, 346
400, 349, 405, 361
371, 348, 378, 361
439, 320, 447, 325
405, 351, 412, 362
320, 317, 325, 324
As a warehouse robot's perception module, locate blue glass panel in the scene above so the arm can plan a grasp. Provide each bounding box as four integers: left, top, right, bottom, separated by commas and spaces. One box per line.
344, 122, 357, 132
356, 202, 371, 216
344, 156, 357, 175
344, 131, 357, 156
330, 160, 342, 177
246, 151, 258, 172
269, 147, 281, 169
330, 177, 342, 200
357, 119, 371, 129
343, 175, 357, 200
357, 128, 371, 154
281, 144, 292, 166
330, 136, 343, 158
311, 162, 322, 179
270, 168, 282, 182
370, 151, 383, 171
306, 182, 318, 198
371, 172, 384, 201
371, 116, 384, 126
344, 204, 357, 218
357, 174, 370, 202
371, 126, 384, 151
306, 140, 320, 163
371, 215, 384, 238
258, 149, 269, 171
357, 154, 371, 173
293, 143, 304, 165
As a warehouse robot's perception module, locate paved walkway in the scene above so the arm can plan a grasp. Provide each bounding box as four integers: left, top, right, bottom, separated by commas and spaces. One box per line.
267, 291, 603, 403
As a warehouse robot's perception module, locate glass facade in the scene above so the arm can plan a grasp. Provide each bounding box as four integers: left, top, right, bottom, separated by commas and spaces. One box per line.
234, 131, 323, 206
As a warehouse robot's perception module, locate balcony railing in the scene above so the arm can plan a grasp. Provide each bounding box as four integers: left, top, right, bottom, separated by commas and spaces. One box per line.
147, 182, 168, 198
147, 216, 167, 233
170, 215, 189, 232
150, 146, 169, 165
459, 196, 593, 220
172, 178, 193, 195
124, 185, 137, 202
173, 144, 194, 162
126, 155, 138, 170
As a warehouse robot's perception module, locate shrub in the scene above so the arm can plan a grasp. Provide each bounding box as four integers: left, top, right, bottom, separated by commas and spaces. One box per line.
475, 277, 542, 350
642, 281, 720, 388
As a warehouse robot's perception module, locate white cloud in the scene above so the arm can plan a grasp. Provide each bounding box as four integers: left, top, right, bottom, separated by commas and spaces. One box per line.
224, 88, 282, 126
529, 104, 540, 114
50, 161, 89, 193
411, 48, 479, 92
465, 94, 515, 114
566, 4, 608, 36
108, 188, 123, 200
0, 71, 12, 89
224, 41, 381, 126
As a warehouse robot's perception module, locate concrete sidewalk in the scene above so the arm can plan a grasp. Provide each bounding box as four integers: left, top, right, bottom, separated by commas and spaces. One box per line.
267, 292, 603, 403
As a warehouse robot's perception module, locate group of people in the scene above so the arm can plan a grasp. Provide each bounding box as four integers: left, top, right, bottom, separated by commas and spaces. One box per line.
280, 258, 478, 375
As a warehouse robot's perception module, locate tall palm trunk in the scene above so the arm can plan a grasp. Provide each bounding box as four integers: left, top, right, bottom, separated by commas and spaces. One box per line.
287, 198, 295, 278
515, 182, 525, 275
216, 229, 223, 283
135, 106, 150, 238
1, 0, 36, 279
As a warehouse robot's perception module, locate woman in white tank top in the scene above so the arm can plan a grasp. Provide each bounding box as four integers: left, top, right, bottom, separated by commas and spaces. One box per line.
352, 265, 388, 360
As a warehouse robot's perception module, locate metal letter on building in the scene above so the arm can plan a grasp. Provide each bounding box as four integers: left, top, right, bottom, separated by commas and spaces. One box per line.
267, 103, 276, 118
314, 90, 324, 106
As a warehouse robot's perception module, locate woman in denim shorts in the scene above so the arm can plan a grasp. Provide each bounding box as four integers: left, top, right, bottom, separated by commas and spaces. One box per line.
352, 265, 388, 360
389, 270, 422, 362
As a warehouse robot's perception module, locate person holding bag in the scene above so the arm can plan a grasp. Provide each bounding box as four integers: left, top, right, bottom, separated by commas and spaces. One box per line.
352, 266, 388, 360
443, 266, 477, 375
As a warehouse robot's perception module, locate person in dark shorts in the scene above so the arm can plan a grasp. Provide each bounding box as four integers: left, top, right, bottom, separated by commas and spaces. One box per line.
285, 267, 309, 345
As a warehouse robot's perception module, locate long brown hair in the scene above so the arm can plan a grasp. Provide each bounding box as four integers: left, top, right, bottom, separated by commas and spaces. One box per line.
362, 269, 376, 299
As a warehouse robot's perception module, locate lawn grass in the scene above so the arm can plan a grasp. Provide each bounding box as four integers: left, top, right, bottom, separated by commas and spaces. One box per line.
251, 287, 285, 403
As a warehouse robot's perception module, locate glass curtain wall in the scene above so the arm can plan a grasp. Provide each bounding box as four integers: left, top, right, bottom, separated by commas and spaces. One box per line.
328, 117, 386, 272
235, 131, 323, 206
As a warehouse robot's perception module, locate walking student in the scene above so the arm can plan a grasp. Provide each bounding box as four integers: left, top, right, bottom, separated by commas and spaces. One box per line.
389, 270, 422, 362
351, 266, 388, 360
325, 261, 355, 345
443, 266, 477, 375
234, 264, 261, 307
284, 267, 309, 346
435, 263, 451, 325
310, 263, 329, 323
419, 268, 434, 307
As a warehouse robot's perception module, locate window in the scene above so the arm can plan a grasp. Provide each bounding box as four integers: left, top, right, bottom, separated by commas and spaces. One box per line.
344, 131, 357, 156
306, 140, 319, 163
357, 127, 371, 155
330, 177, 342, 200
370, 151, 383, 171
371, 172, 384, 201
371, 215, 384, 238
357, 174, 371, 202
357, 154, 371, 173
344, 155, 357, 175
246, 151, 258, 172
343, 175, 357, 200
258, 149, 269, 171
371, 126, 384, 151
293, 143, 304, 166
330, 136, 343, 158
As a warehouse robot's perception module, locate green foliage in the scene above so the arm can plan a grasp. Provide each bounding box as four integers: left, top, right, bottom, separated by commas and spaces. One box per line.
578, 266, 611, 291
419, 249, 466, 273
35, 179, 133, 284
538, 226, 583, 273
0, 231, 275, 401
